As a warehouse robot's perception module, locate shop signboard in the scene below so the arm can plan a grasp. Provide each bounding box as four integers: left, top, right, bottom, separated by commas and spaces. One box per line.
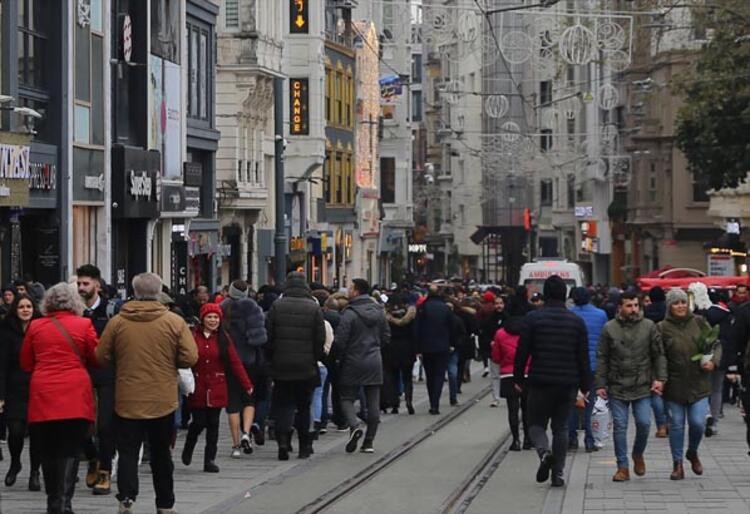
708, 254, 734, 277
112, 145, 161, 219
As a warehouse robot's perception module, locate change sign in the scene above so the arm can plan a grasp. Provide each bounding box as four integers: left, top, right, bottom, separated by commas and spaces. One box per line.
290, 78, 309, 135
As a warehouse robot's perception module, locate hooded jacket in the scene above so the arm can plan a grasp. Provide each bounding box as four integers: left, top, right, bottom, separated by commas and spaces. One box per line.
595, 313, 666, 401
334, 295, 391, 386
220, 297, 267, 366
659, 312, 721, 404
385, 305, 417, 368
265, 273, 326, 382
570, 302, 608, 373
96, 301, 198, 419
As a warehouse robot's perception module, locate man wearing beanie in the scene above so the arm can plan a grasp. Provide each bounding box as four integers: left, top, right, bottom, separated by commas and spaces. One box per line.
568, 287, 607, 452
265, 272, 326, 460
220, 280, 268, 457
644, 286, 667, 323
514, 275, 590, 488
595, 291, 666, 482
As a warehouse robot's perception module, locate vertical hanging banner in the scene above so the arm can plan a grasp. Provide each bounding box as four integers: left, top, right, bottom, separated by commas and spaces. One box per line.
289, 78, 310, 135
290, 0, 309, 34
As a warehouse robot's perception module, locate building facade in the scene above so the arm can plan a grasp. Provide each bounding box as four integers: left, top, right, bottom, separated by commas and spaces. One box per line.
216, 0, 283, 288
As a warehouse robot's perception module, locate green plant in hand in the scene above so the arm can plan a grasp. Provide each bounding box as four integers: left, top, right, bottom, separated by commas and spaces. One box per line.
691, 324, 720, 362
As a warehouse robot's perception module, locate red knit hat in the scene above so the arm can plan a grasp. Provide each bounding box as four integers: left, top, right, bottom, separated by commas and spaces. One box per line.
482, 291, 496, 303
200, 302, 223, 321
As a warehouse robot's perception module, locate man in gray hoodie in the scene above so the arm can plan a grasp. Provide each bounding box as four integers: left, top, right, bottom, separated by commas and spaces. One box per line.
334, 279, 391, 454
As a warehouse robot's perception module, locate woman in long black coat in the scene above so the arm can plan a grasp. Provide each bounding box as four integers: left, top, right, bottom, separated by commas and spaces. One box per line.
384, 294, 417, 414
0, 293, 42, 490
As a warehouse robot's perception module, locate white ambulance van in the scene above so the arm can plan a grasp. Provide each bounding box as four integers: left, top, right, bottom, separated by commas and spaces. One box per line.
518, 259, 585, 295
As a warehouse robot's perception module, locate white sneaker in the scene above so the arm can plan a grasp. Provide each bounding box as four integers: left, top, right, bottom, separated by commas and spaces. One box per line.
231, 446, 241, 458
119, 498, 135, 514
490, 400, 499, 408
240, 433, 253, 454
482, 367, 490, 377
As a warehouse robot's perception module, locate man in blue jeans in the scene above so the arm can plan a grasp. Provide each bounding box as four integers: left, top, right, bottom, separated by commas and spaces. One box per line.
594, 292, 667, 482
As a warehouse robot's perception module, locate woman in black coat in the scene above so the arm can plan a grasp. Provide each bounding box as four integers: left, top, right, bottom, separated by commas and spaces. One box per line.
0, 293, 42, 490
384, 294, 417, 414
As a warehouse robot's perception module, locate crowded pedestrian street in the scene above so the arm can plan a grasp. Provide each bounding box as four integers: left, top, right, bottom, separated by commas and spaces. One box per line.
2, 0, 750, 512
0, 365, 748, 514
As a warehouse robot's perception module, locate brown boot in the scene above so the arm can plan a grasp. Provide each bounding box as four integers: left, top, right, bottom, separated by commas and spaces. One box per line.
670, 461, 684, 480
92, 470, 111, 495
612, 467, 630, 482
85, 459, 99, 488
632, 454, 646, 476
655, 425, 668, 438
685, 449, 703, 475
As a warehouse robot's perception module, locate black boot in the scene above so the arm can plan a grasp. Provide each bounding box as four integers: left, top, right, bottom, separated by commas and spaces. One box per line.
29, 468, 41, 491
203, 440, 219, 472
181, 431, 198, 466
298, 432, 312, 459
277, 431, 290, 461
5, 459, 21, 486
61, 457, 79, 513
43, 458, 64, 514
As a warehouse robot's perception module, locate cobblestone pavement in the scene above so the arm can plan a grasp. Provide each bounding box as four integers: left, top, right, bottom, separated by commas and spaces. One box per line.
558, 402, 750, 514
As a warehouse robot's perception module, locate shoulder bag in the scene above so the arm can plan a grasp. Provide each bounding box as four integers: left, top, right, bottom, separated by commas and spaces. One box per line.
50, 317, 85, 365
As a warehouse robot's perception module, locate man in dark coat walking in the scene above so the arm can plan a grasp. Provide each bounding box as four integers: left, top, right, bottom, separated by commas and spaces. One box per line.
333, 279, 390, 453
415, 285, 453, 415
514, 275, 590, 488
265, 272, 326, 460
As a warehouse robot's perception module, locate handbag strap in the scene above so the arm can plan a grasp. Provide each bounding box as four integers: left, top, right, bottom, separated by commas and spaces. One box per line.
50, 317, 84, 364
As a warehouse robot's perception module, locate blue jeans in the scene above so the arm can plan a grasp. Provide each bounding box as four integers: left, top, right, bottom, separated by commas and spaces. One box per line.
665, 398, 709, 462
311, 365, 328, 425
651, 394, 667, 427
568, 395, 595, 449
610, 397, 651, 468
447, 351, 459, 403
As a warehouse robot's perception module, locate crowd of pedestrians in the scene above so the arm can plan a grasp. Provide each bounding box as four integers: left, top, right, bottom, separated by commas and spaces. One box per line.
2, 268, 750, 512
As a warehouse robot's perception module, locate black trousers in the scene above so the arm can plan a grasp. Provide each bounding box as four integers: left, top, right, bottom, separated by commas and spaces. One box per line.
506, 388, 530, 442
389, 363, 414, 408
7, 418, 40, 472
185, 408, 221, 463
527, 384, 577, 476
422, 352, 450, 411
742, 373, 750, 450
115, 413, 175, 509
83, 382, 116, 471
31, 419, 89, 513
272, 380, 315, 448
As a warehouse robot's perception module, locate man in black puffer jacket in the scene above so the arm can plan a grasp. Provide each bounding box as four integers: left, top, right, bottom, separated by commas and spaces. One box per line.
514, 275, 590, 488
265, 272, 326, 460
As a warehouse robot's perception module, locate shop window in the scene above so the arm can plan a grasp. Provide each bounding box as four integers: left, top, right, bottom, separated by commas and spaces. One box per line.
72, 206, 98, 269
151, 0, 180, 63
18, 0, 49, 90
692, 174, 709, 202
187, 18, 213, 123
380, 157, 395, 204
540, 179, 553, 207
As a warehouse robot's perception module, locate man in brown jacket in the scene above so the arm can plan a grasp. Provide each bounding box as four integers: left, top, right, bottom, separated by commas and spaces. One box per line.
96, 273, 198, 514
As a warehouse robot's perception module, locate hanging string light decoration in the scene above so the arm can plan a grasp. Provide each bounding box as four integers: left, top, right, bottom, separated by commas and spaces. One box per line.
484, 95, 510, 119
597, 83, 620, 110
501, 30, 534, 64
559, 21, 597, 65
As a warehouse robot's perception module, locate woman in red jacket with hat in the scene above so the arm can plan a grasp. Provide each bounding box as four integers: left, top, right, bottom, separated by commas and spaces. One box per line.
182, 303, 252, 473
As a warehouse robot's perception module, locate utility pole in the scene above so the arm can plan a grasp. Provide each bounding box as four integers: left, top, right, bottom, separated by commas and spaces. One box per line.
274, 77, 288, 286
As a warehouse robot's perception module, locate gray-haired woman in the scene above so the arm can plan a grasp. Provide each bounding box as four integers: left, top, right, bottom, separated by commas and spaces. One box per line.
20, 282, 99, 513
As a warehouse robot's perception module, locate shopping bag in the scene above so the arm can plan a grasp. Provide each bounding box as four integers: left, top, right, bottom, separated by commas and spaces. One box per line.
178, 368, 195, 396
591, 396, 611, 449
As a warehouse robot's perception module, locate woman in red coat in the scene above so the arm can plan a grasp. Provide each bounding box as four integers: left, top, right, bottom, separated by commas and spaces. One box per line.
20, 282, 99, 514
182, 303, 252, 473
